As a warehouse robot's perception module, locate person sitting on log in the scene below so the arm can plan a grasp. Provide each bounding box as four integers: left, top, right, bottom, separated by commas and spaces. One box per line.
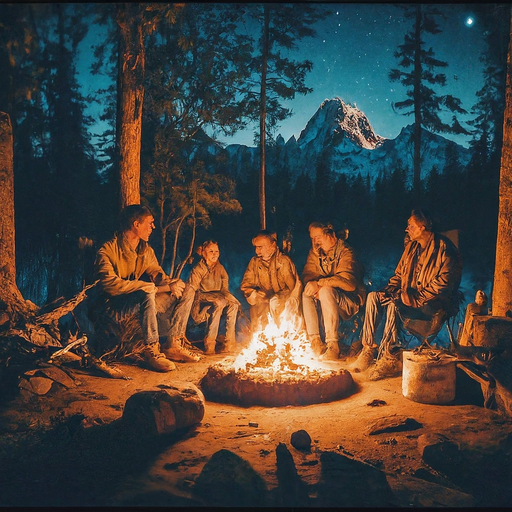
351, 208, 462, 380
93, 204, 200, 372
301, 221, 366, 361
167, 240, 241, 355
241, 230, 302, 332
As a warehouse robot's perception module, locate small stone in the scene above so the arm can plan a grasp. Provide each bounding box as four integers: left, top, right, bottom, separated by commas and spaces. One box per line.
291, 429, 312, 451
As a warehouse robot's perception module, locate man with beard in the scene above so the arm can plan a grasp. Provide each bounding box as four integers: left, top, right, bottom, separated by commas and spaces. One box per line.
302, 222, 366, 360
351, 209, 462, 380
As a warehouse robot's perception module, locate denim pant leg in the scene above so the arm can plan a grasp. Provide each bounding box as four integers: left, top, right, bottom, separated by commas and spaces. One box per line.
317, 286, 340, 341
205, 295, 227, 341
155, 292, 177, 338
224, 299, 239, 340
361, 291, 383, 348
168, 284, 195, 338
361, 291, 400, 356
106, 290, 159, 346
302, 292, 320, 338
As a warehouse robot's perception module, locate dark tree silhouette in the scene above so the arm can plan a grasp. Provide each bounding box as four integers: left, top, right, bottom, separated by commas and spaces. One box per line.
242, 3, 326, 229
389, 4, 470, 201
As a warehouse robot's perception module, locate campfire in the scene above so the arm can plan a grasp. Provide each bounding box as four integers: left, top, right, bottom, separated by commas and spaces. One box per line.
200, 305, 354, 407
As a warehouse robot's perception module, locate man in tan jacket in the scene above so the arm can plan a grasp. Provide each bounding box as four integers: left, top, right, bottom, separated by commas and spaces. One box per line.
302, 222, 366, 360
94, 204, 200, 372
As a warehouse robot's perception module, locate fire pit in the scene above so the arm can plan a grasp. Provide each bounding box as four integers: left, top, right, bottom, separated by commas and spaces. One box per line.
200, 308, 354, 407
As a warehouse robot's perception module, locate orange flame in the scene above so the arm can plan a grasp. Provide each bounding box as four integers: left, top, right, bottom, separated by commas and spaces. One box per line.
233, 303, 335, 376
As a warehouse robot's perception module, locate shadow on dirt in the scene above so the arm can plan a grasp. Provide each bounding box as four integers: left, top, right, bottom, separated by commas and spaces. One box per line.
0, 414, 200, 507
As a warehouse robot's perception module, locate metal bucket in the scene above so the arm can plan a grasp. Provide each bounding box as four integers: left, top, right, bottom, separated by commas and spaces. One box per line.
402, 350, 457, 404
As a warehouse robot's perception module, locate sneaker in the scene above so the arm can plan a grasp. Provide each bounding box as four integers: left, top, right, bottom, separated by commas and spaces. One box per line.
163, 336, 202, 362
143, 343, 176, 372
204, 338, 216, 355
310, 335, 324, 356
350, 346, 375, 372
368, 355, 402, 381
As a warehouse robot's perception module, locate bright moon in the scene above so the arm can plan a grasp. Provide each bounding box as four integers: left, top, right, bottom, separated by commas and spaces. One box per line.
465, 16, 474, 27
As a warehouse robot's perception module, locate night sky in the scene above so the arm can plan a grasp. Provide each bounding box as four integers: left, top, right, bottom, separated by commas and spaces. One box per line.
226, 3, 487, 148
79, 3, 489, 150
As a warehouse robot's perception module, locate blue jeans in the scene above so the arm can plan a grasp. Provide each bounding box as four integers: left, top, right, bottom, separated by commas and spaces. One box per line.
360, 291, 401, 357
193, 290, 239, 341
302, 286, 360, 342
166, 284, 195, 339
105, 289, 162, 346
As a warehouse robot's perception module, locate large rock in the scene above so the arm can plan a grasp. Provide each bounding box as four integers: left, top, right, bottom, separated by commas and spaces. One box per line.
121, 383, 205, 435
193, 449, 268, 506
290, 429, 312, 451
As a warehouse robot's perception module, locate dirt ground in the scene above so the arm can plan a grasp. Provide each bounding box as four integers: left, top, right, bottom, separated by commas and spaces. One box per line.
0, 347, 511, 508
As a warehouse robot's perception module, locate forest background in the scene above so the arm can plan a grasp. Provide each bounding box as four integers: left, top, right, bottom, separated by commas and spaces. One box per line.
1, 3, 509, 342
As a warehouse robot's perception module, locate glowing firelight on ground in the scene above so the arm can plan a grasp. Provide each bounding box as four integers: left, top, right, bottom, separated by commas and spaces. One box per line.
232, 304, 337, 376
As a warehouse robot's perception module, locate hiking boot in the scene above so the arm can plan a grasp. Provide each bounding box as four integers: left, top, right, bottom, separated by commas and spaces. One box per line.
320, 345, 340, 361
204, 338, 216, 355
163, 336, 202, 362
222, 337, 237, 354
368, 355, 402, 381
310, 335, 324, 356
143, 343, 176, 372
320, 339, 339, 361
350, 346, 376, 372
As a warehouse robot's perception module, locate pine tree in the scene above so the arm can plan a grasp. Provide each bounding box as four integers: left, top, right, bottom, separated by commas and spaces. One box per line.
389, 4, 470, 201
140, 4, 252, 269
116, 3, 145, 208
243, 3, 327, 229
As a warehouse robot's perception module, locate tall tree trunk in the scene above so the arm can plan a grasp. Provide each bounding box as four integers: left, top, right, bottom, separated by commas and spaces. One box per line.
116, 3, 145, 208
0, 112, 37, 325
0, 112, 16, 286
412, 4, 422, 202
492, 6, 512, 317
259, 5, 270, 231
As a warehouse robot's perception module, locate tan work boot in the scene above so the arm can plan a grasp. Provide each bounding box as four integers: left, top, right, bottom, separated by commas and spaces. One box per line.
163, 336, 202, 362
143, 343, 176, 372
320, 339, 339, 361
310, 335, 324, 356
204, 338, 216, 355
368, 355, 402, 381
222, 337, 237, 354
350, 345, 376, 372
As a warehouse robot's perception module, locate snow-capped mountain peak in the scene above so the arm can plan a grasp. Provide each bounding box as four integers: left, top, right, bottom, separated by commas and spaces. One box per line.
297, 97, 385, 150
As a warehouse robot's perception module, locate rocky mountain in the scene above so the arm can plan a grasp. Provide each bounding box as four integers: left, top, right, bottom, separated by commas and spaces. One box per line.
221, 97, 471, 187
